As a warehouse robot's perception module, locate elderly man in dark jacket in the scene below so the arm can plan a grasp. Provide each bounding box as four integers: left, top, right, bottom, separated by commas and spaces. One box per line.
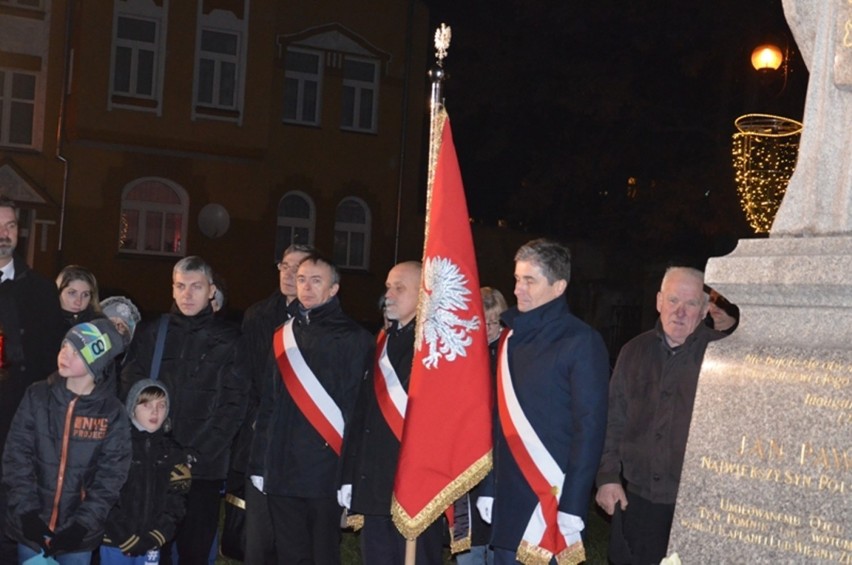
121, 255, 247, 564
249, 253, 373, 565
482, 239, 610, 565
596, 266, 725, 565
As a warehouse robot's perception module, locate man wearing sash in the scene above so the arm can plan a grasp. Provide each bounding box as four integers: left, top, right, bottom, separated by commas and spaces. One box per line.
249, 253, 373, 564
483, 239, 609, 565
340, 261, 445, 564
595, 267, 723, 565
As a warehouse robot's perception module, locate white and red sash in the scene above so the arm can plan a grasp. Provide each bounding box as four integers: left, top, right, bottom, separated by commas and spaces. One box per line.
274, 320, 344, 455
373, 329, 408, 441
496, 330, 585, 565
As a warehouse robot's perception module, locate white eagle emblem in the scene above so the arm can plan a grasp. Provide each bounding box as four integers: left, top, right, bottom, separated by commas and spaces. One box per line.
416, 256, 480, 369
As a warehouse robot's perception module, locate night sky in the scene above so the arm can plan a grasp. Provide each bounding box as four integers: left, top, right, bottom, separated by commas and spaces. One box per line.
420, 0, 808, 264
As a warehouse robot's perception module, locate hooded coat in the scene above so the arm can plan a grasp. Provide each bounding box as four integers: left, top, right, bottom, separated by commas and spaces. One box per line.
102, 380, 191, 554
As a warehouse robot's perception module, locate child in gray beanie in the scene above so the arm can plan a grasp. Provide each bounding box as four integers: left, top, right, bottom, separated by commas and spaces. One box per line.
100, 379, 191, 564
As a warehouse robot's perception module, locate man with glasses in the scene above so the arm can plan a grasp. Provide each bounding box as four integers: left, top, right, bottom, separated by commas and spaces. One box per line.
237, 243, 315, 564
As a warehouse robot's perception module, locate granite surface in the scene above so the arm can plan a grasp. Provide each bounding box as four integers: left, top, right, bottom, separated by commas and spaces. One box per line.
668, 238, 852, 563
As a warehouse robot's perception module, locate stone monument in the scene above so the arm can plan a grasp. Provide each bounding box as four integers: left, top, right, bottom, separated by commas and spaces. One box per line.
668, 2, 852, 562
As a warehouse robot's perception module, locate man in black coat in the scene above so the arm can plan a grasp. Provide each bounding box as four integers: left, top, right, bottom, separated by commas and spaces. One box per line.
248, 253, 373, 565
341, 261, 445, 564
121, 255, 247, 564
0, 197, 65, 562
237, 243, 313, 564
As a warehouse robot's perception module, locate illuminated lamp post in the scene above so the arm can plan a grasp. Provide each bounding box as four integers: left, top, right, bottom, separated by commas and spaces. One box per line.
750, 42, 790, 95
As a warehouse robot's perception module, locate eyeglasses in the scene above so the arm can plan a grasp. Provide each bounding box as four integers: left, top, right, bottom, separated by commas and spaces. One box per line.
277, 261, 298, 273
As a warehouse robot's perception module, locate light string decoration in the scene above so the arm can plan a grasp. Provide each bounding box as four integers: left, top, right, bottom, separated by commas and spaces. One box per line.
732, 113, 803, 233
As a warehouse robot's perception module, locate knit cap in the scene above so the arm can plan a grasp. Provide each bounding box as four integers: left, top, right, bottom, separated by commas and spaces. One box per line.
125, 378, 170, 421
63, 319, 124, 383
100, 296, 141, 343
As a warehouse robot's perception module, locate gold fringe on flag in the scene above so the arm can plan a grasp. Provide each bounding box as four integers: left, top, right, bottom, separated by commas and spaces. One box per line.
390, 450, 492, 540
517, 539, 586, 565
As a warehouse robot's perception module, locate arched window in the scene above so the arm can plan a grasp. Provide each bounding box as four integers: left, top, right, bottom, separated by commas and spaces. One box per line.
119, 177, 188, 256
276, 191, 315, 259
333, 197, 370, 269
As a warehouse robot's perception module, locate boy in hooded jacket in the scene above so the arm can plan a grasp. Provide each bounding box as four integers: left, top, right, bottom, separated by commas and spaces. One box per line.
2, 319, 131, 564
100, 379, 191, 565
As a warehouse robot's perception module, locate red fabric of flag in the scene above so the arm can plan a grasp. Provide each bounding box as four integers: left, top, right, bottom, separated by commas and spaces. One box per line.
391, 110, 493, 539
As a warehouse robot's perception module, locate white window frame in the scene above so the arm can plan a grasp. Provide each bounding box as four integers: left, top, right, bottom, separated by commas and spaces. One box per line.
282, 47, 322, 126
196, 27, 240, 110
333, 197, 371, 270
276, 191, 315, 259
340, 56, 379, 133
118, 177, 188, 257
109, 0, 167, 114
0, 0, 43, 9
0, 68, 38, 148
192, 6, 247, 123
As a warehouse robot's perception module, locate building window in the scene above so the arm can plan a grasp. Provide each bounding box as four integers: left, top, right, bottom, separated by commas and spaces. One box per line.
276, 191, 315, 259
341, 57, 378, 132
109, 0, 167, 112
0, 69, 36, 147
283, 48, 322, 126
196, 29, 239, 110
111, 16, 162, 106
0, 0, 42, 8
119, 178, 188, 256
333, 197, 370, 269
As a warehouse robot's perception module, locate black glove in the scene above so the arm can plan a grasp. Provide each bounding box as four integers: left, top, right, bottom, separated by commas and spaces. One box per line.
45, 522, 86, 555
20, 511, 50, 547
125, 532, 160, 557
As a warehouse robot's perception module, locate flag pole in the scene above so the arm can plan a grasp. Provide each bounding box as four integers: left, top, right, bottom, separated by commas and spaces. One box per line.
426, 24, 451, 216
403, 22, 452, 565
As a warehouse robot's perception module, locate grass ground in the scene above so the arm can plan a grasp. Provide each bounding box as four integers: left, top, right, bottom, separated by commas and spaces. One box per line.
215, 501, 612, 564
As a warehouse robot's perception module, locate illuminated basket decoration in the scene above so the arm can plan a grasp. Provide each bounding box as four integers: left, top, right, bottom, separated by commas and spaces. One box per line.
732, 113, 803, 233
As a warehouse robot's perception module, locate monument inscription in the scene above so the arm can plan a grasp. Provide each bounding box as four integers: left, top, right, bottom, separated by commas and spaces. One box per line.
669, 341, 851, 563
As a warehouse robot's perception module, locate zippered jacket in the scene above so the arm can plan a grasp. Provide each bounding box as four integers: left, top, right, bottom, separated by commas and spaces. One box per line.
102, 426, 191, 552
3, 373, 131, 552
120, 305, 248, 480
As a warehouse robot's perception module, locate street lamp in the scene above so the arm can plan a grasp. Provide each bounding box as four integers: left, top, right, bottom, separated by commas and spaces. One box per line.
751, 44, 784, 71
750, 42, 790, 95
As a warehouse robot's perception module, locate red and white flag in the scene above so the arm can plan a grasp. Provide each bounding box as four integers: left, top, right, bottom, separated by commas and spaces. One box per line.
391, 109, 493, 539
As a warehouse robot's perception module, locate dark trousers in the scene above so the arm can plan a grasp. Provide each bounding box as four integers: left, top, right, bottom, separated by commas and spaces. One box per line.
267, 494, 341, 565
161, 478, 222, 565
360, 514, 444, 565
243, 479, 275, 565
0, 487, 16, 565
614, 490, 675, 565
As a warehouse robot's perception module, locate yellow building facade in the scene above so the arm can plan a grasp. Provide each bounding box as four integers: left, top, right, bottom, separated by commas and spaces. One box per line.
0, 0, 430, 324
